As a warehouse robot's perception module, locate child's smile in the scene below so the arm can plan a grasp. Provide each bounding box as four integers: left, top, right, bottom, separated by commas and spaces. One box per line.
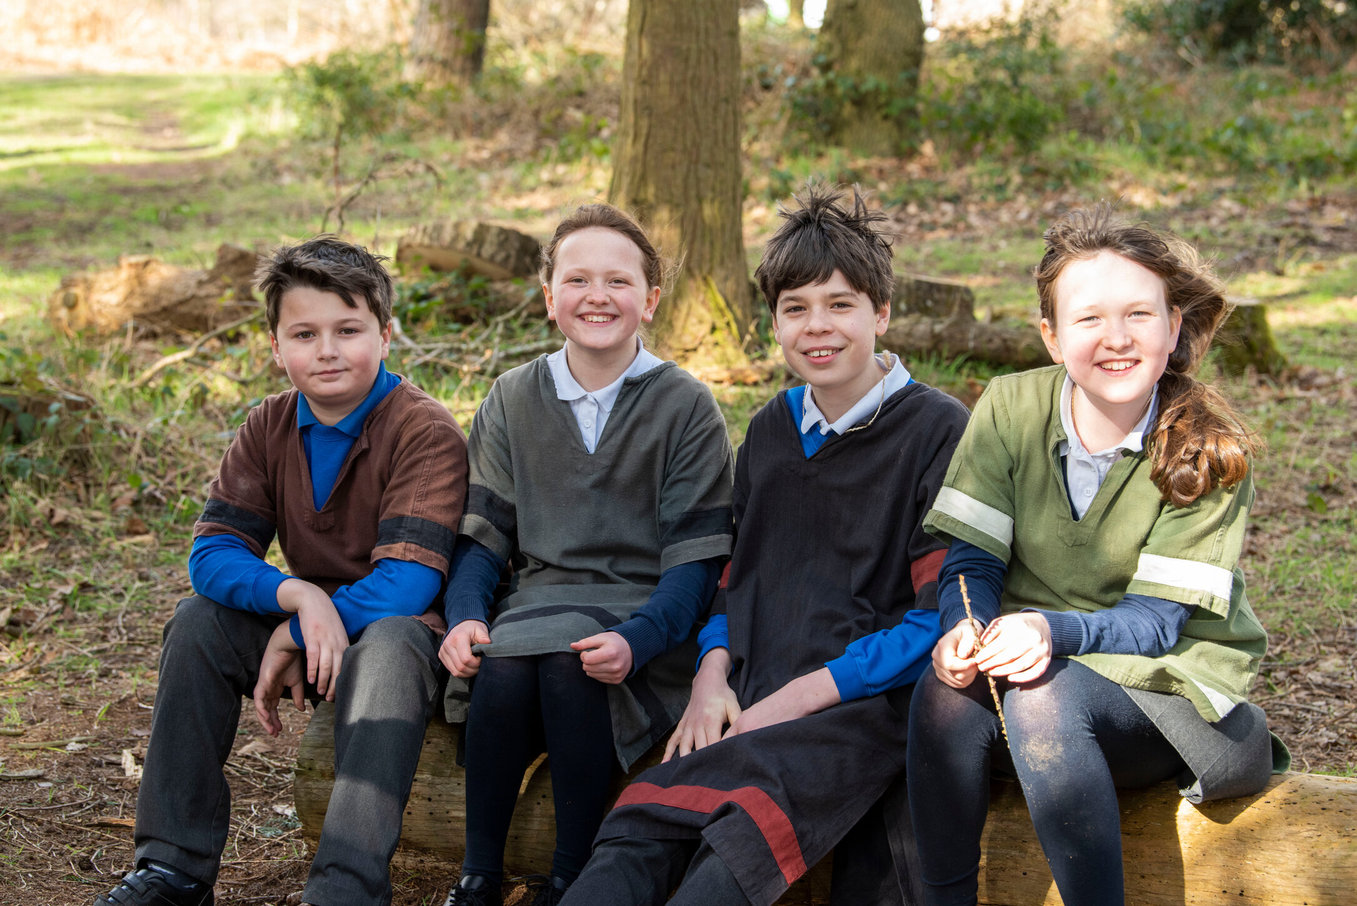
544, 226, 660, 389
270, 285, 390, 425
1040, 250, 1182, 445
773, 270, 890, 423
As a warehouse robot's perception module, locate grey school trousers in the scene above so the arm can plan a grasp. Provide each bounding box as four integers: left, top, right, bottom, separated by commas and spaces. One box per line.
133, 596, 443, 906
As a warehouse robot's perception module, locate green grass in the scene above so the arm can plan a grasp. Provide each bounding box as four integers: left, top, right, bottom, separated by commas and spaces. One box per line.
0, 73, 280, 169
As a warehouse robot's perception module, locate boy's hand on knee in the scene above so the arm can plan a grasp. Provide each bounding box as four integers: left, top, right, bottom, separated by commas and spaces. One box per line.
254, 623, 306, 736
976, 613, 1052, 684
278, 579, 349, 699
572, 631, 633, 685
441, 620, 490, 677
934, 621, 982, 688
664, 651, 739, 762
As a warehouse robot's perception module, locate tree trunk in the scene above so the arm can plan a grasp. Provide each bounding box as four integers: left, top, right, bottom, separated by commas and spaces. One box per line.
818, 0, 924, 156
788, 0, 806, 28
407, 0, 489, 88
609, 0, 752, 366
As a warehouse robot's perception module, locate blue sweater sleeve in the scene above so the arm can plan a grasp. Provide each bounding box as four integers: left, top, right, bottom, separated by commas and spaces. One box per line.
826, 609, 943, 701
188, 533, 290, 614
441, 536, 505, 627
696, 614, 730, 669
192, 535, 441, 647
324, 557, 443, 639
613, 558, 722, 674
936, 539, 1007, 632
1038, 594, 1196, 657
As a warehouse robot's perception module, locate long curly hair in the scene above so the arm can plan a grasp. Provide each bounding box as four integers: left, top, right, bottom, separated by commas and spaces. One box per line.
1034, 204, 1257, 506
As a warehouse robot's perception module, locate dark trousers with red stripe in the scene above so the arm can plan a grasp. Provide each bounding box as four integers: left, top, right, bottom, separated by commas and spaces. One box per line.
559, 836, 748, 906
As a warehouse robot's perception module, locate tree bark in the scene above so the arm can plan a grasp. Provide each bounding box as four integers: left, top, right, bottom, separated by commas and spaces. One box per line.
609, 0, 752, 365
406, 0, 489, 87
788, 0, 806, 28
818, 0, 924, 156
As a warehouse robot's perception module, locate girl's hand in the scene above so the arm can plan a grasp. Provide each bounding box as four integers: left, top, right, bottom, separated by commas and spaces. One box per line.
253, 623, 306, 736
933, 620, 982, 688
975, 613, 1052, 684
440, 620, 491, 678
572, 631, 633, 685
664, 649, 739, 762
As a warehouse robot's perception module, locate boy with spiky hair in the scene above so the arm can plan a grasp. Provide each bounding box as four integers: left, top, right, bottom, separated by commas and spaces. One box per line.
95, 236, 468, 906
558, 186, 969, 906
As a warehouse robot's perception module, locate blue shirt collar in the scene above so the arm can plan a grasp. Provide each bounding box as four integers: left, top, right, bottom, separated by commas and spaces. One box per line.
297, 362, 400, 437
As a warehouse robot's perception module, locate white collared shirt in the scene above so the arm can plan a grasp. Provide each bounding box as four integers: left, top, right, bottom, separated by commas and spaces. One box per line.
801, 352, 913, 436
547, 339, 664, 453
1057, 373, 1159, 519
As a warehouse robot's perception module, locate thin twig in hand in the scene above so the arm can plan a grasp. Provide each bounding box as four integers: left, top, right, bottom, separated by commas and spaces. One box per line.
959, 574, 1009, 746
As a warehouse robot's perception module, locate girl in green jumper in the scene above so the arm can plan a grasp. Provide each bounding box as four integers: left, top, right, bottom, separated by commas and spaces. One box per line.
910, 204, 1285, 906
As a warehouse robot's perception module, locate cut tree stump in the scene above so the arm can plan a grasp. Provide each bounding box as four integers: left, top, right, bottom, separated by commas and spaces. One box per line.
294, 706, 1356, 905
47, 244, 259, 337
395, 221, 541, 281
1215, 297, 1288, 378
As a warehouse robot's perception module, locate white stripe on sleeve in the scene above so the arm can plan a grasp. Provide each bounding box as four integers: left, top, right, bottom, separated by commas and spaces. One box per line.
1133, 553, 1235, 603
932, 487, 1014, 549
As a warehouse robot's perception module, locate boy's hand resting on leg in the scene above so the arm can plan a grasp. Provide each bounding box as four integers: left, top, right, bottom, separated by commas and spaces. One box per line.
440, 619, 490, 677
276, 578, 349, 699
664, 648, 740, 762
572, 631, 633, 684
975, 612, 1052, 684
254, 622, 307, 736
723, 667, 840, 741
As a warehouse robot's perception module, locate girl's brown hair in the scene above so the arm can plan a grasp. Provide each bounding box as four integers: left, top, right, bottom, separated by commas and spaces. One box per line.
539, 203, 663, 289
1034, 204, 1257, 506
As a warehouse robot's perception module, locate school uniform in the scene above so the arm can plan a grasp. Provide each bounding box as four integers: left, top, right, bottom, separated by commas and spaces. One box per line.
573, 366, 969, 906
135, 369, 467, 905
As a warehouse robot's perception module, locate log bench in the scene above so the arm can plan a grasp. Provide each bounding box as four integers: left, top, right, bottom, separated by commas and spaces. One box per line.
295, 703, 1357, 905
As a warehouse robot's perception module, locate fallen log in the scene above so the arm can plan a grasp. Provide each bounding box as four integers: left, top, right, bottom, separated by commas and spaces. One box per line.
295, 706, 1355, 905
47, 244, 259, 337
395, 221, 541, 281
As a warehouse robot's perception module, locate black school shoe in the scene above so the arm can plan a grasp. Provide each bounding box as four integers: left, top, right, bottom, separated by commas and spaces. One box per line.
442, 874, 502, 906
525, 875, 571, 906
94, 862, 214, 906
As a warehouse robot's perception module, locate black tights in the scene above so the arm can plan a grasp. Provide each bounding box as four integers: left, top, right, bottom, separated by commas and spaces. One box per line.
462, 652, 616, 884
907, 659, 1185, 906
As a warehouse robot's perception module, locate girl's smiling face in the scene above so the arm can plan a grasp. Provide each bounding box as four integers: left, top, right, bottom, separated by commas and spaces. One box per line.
1041, 250, 1182, 432
544, 226, 661, 365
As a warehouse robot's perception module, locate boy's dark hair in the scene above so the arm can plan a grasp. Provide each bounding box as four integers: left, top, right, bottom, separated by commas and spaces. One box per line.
1035, 202, 1256, 506
755, 183, 896, 313
539, 203, 664, 290
256, 235, 395, 333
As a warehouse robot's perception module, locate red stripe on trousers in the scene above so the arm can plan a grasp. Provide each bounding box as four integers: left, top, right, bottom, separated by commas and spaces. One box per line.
612, 781, 808, 884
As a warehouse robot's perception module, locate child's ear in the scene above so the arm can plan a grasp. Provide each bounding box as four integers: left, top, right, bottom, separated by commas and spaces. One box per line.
269, 332, 282, 364
380, 322, 392, 359
874, 302, 891, 336
640, 285, 661, 323
1039, 318, 1064, 363
543, 283, 556, 321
